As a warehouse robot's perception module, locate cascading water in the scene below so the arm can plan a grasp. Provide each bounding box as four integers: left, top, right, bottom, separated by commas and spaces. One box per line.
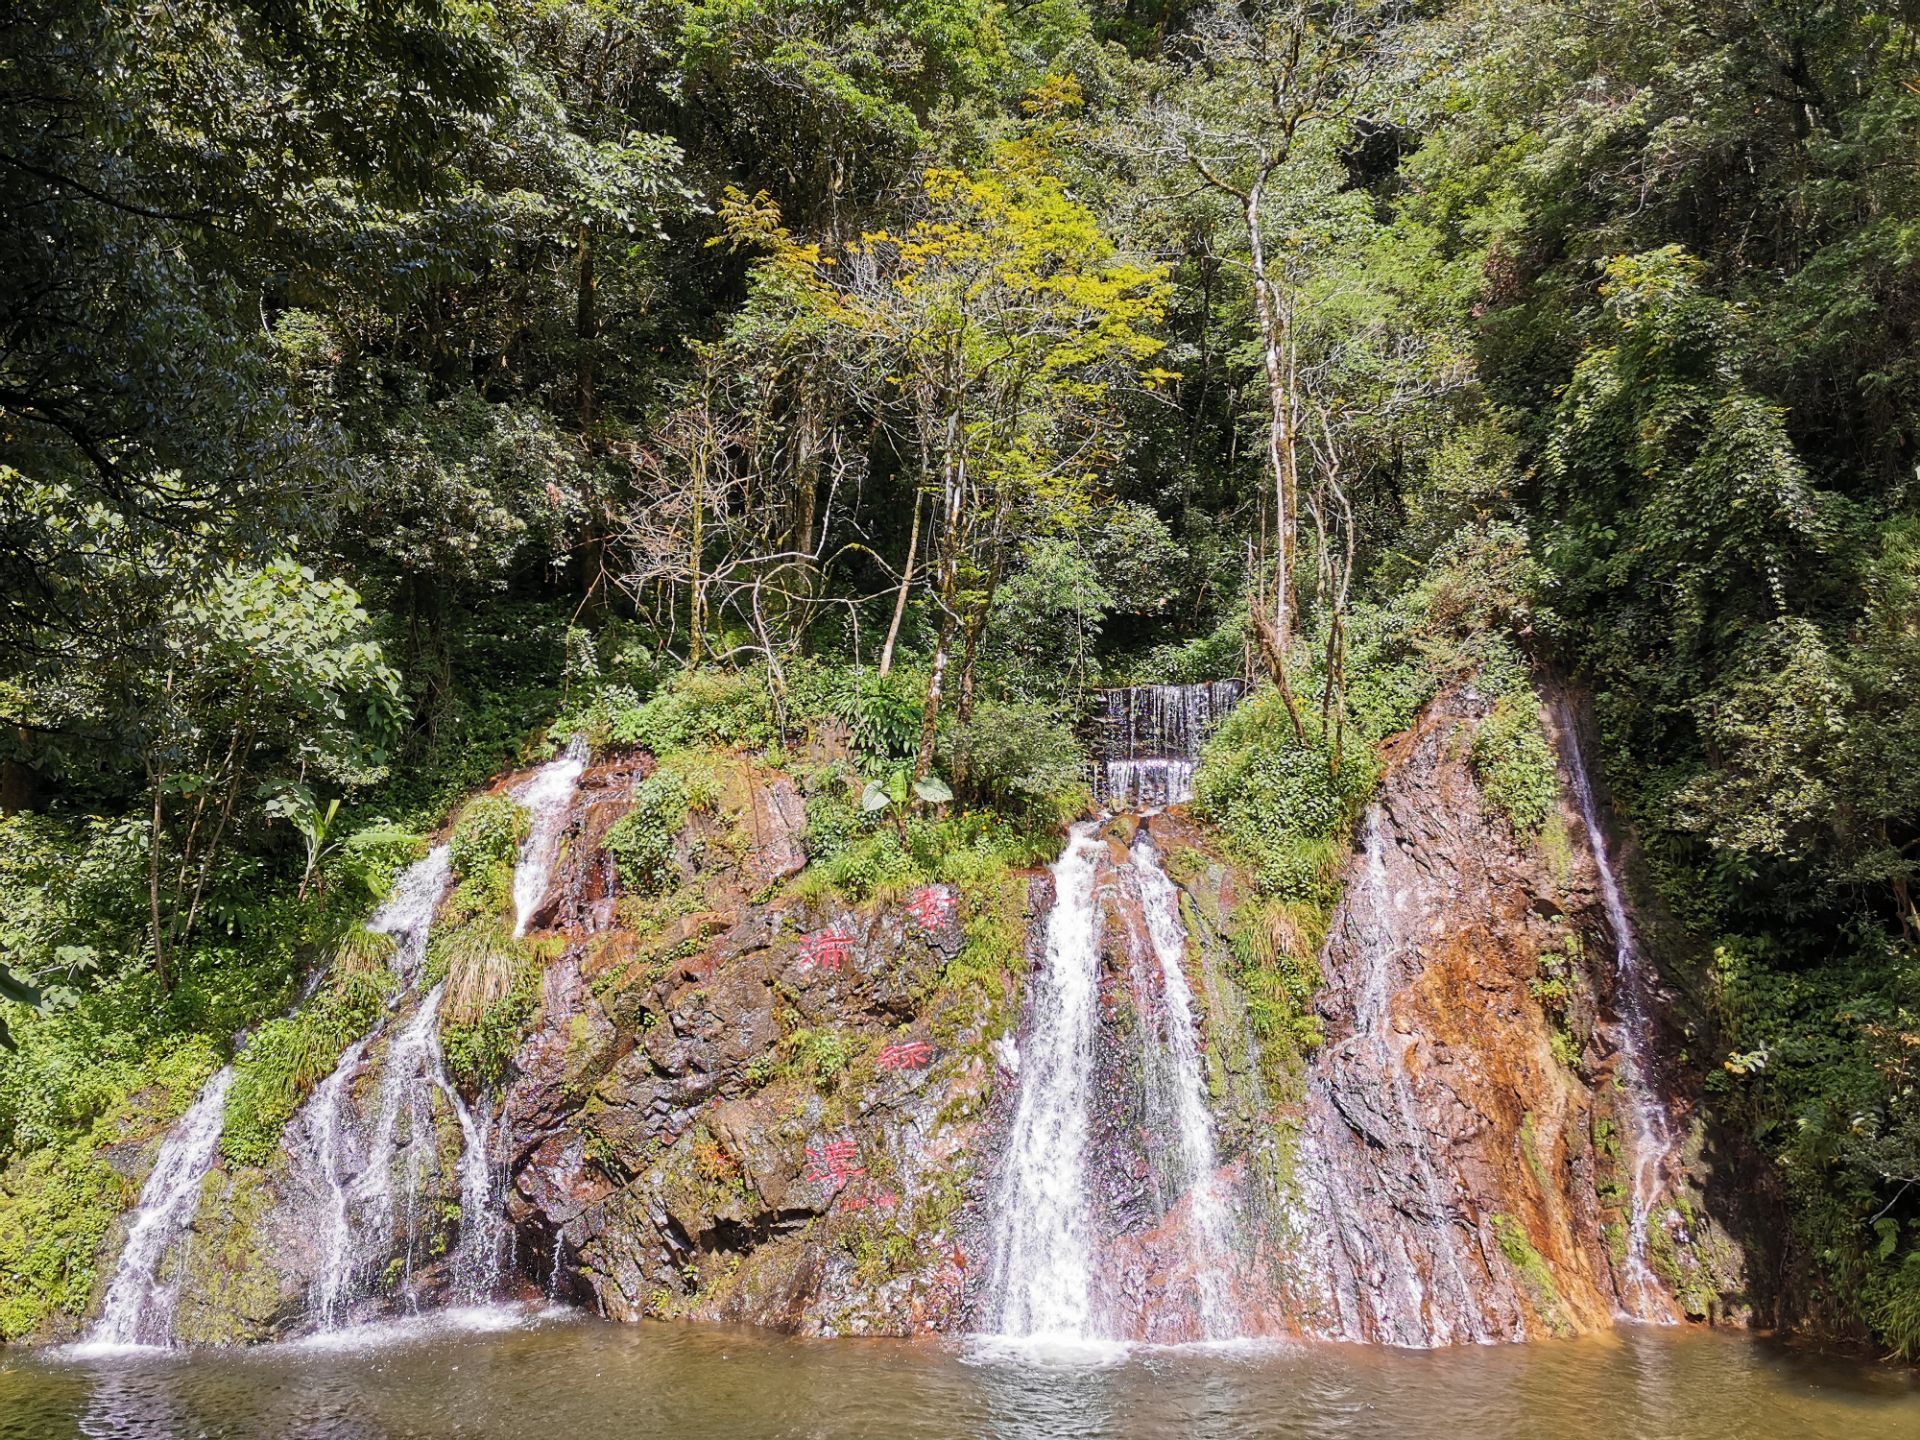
1093, 681, 1243, 810
290, 742, 585, 1333
1559, 711, 1679, 1322
85, 1067, 235, 1348
298, 844, 454, 1327
1130, 832, 1240, 1339
984, 822, 1105, 1340
513, 736, 588, 936
986, 682, 1250, 1343
307, 1035, 374, 1330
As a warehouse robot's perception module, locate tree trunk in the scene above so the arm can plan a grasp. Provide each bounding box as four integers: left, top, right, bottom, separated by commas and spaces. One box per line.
1245, 178, 1301, 659
914, 410, 965, 782
879, 483, 925, 677
576, 222, 596, 431
147, 771, 172, 994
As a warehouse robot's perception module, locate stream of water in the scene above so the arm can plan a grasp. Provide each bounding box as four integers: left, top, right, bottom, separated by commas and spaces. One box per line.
984, 822, 1105, 1341
82, 1070, 235, 1350
11, 1315, 1918, 1440
1558, 707, 1681, 1321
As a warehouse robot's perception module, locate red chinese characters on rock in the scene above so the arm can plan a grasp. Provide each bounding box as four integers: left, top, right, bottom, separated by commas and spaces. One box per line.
803, 1137, 865, 1187
905, 885, 955, 931
841, 1182, 901, 1214
877, 1040, 934, 1071
795, 927, 854, 974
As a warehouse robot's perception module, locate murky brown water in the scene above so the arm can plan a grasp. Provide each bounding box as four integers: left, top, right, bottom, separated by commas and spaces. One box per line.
3, 1307, 1917, 1440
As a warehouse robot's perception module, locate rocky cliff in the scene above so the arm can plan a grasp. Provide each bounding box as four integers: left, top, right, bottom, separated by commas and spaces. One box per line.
56, 684, 1758, 1345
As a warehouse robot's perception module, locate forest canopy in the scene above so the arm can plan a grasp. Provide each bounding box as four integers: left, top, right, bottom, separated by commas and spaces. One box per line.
3, 0, 1918, 1353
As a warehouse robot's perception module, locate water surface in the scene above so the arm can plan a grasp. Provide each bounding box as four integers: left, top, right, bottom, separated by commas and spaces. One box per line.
4, 1310, 1915, 1440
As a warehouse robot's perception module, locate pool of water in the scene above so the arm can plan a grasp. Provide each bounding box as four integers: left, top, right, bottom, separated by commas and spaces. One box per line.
4, 1308, 1917, 1440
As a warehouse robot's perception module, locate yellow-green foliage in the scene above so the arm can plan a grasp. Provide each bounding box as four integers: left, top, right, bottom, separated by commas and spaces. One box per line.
1492, 1211, 1569, 1335
1228, 896, 1324, 1093
779, 1027, 858, 1087
429, 828, 544, 1089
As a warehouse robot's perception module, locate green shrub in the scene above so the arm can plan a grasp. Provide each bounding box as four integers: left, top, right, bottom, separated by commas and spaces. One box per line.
829, 669, 923, 763
221, 969, 387, 1165
1194, 691, 1378, 907
781, 1027, 856, 1087
1471, 688, 1559, 834
603, 769, 691, 895
614, 669, 774, 752
441, 983, 539, 1090
449, 794, 529, 880
948, 700, 1090, 820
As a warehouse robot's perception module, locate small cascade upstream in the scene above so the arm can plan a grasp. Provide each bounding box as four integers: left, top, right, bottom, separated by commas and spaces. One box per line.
1559, 713, 1680, 1322
85, 1068, 236, 1348
513, 737, 588, 936
985, 682, 1249, 1345
1092, 680, 1243, 810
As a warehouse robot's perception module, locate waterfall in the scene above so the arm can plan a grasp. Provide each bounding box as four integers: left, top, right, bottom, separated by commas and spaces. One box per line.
289, 745, 584, 1333
985, 679, 1251, 1343
513, 736, 588, 936
1356, 812, 1486, 1344
1559, 712, 1679, 1322
1093, 681, 1243, 809
307, 1034, 375, 1330
984, 822, 1105, 1340
1130, 832, 1241, 1338
85, 1067, 235, 1348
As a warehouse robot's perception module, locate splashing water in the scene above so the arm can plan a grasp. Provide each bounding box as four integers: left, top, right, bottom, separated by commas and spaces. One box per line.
1559, 712, 1678, 1322
293, 745, 586, 1333
985, 823, 1105, 1340
1130, 832, 1241, 1338
1101, 759, 1197, 811
85, 1067, 235, 1348
512, 737, 588, 936
374, 844, 452, 984
307, 1035, 376, 1330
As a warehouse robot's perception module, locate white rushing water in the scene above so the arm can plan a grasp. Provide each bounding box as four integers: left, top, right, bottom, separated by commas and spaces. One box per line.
1348, 811, 1487, 1345
1558, 712, 1678, 1322
1130, 833, 1241, 1338
297, 843, 457, 1329
985, 822, 1106, 1340
85, 1067, 235, 1349
296, 745, 584, 1334
375, 844, 453, 984
512, 737, 588, 936
1101, 758, 1196, 811
307, 1034, 375, 1330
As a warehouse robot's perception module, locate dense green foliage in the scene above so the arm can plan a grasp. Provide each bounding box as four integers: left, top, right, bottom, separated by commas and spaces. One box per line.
3, 0, 1918, 1351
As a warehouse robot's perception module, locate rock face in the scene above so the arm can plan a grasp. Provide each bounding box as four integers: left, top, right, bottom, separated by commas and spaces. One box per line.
1273, 687, 1748, 1343
499, 751, 999, 1334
